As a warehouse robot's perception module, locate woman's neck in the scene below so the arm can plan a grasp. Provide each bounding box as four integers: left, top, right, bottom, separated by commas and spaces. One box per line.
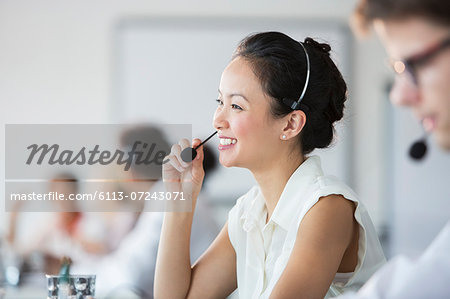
252, 153, 305, 222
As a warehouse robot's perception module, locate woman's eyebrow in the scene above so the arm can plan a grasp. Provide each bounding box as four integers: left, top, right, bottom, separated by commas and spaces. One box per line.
230, 93, 249, 102
218, 89, 249, 102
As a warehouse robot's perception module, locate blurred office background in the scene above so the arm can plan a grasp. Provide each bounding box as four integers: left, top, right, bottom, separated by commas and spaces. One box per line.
0, 0, 449, 298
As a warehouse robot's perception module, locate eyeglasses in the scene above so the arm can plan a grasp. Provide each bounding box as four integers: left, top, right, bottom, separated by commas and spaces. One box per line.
390, 36, 450, 86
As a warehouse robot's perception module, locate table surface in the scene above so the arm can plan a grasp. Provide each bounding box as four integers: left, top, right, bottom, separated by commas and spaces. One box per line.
3, 286, 46, 299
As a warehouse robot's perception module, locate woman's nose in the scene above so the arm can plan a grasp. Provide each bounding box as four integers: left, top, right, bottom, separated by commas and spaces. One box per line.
390, 75, 421, 107
213, 108, 228, 131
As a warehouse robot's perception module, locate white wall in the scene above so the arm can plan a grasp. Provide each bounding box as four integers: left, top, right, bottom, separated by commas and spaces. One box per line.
3, 0, 443, 259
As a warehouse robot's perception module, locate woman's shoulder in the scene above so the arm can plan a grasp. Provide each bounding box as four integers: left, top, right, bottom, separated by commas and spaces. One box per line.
292, 171, 371, 233
313, 175, 361, 205
294, 156, 360, 205
301, 174, 372, 224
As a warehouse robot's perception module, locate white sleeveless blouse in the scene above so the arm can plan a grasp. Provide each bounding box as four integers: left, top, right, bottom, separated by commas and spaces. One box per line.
228, 156, 386, 298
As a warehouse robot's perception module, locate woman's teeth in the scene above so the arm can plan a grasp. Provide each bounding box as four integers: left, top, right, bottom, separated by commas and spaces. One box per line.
219, 138, 237, 145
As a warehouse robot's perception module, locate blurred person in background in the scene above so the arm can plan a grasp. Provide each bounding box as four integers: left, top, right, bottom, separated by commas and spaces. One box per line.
72, 125, 219, 299
335, 0, 450, 297
5, 173, 111, 275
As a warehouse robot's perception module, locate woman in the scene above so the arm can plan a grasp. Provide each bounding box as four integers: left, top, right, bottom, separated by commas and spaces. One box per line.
155, 32, 385, 298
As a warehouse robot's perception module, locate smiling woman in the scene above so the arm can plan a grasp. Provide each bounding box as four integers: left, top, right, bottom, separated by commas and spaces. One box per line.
154, 32, 386, 299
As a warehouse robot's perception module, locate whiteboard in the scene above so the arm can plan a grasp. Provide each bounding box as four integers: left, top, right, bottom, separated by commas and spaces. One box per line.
112, 17, 354, 204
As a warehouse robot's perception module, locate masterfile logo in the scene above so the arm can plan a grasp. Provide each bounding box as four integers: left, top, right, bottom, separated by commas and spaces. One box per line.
4, 124, 193, 212
5, 124, 189, 180
25, 141, 168, 171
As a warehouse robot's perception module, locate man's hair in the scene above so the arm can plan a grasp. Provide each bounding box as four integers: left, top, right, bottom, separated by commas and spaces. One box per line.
352, 0, 450, 36
120, 125, 170, 179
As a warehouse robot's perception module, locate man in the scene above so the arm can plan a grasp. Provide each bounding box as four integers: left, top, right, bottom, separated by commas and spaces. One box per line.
337, 0, 450, 297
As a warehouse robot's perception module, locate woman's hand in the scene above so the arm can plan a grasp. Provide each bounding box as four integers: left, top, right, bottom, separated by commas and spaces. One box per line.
163, 138, 205, 205
156, 139, 207, 298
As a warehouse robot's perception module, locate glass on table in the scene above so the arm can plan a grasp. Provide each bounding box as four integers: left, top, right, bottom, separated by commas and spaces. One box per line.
46, 275, 95, 299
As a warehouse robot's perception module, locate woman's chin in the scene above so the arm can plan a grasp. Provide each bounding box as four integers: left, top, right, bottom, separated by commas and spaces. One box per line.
219, 160, 233, 168
219, 156, 236, 168
436, 129, 450, 151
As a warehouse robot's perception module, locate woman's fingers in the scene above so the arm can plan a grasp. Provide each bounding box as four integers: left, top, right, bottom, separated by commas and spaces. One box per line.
164, 138, 205, 176
166, 154, 184, 173
178, 138, 191, 151
191, 138, 205, 183
191, 138, 202, 149
192, 138, 203, 162
172, 142, 190, 168
171, 144, 189, 168
163, 138, 205, 201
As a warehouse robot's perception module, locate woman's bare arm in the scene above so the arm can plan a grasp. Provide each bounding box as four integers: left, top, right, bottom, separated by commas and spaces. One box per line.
187, 222, 237, 298
270, 194, 357, 299
154, 219, 237, 299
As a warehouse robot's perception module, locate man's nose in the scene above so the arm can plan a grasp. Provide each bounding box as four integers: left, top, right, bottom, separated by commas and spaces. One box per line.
390, 75, 421, 107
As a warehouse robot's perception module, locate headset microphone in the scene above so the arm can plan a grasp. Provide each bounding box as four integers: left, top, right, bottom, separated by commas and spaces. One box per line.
409, 134, 428, 160
181, 131, 218, 163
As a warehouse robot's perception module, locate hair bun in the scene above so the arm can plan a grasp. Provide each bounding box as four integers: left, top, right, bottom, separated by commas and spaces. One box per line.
304, 37, 331, 54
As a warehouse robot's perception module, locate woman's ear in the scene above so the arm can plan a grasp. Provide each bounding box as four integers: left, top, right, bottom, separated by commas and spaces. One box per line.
280, 110, 306, 140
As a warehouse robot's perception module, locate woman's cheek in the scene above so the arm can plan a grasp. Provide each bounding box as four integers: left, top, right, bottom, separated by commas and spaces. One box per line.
231, 115, 255, 139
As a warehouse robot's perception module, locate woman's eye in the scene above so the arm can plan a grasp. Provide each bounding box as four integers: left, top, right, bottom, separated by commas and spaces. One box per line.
216, 99, 223, 105
231, 104, 243, 110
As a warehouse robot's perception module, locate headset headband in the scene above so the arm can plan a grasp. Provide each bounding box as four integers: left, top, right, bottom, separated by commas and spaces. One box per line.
282, 41, 310, 110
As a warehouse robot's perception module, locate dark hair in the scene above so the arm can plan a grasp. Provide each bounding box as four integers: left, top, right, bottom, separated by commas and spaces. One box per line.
233, 32, 347, 155
353, 0, 450, 35
120, 125, 170, 179
202, 144, 218, 184
50, 172, 78, 195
